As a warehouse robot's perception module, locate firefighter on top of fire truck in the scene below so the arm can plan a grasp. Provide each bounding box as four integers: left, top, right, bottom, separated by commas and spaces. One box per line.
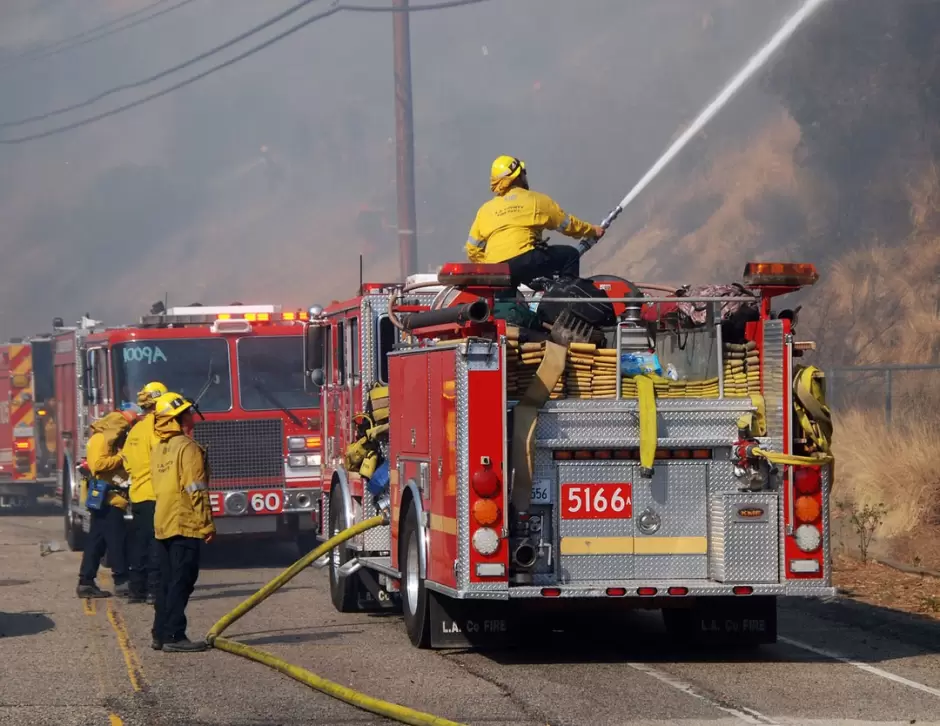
120, 381, 168, 605
465, 155, 605, 288
150, 391, 215, 653
76, 406, 141, 599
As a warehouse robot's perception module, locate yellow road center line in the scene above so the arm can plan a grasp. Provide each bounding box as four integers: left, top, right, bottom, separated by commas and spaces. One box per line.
108, 714, 123, 726
105, 598, 148, 693
82, 600, 109, 700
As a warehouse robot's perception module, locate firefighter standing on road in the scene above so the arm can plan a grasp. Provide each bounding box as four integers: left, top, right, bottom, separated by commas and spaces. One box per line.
121, 381, 167, 605
76, 407, 140, 598
465, 155, 605, 288
151, 391, 215, 653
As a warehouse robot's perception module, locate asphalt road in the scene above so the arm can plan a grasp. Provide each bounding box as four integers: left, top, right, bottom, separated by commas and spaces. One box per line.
3, 504, 940, 726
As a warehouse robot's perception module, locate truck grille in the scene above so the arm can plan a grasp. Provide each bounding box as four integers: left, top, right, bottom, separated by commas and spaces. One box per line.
193, 418, 284, 490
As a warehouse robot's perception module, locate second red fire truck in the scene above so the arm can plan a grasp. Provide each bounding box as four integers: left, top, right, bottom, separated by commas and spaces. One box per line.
55, 305, 322, 554
305, 262, 835, 648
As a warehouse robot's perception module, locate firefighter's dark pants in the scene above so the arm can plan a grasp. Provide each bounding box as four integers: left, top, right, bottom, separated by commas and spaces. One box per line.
129, 501, 160, 598
153, 536, 201, 643
507, 245, 580, 289
78, 504, 128, 585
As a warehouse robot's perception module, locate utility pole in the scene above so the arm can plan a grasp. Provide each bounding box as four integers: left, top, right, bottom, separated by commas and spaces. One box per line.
393, 0, 418, 279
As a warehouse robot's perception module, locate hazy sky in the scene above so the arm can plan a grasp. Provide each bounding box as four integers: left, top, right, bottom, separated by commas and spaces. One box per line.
0, 0, 803, 339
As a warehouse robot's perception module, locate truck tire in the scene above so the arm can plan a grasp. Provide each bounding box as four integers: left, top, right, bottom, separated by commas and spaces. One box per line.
400, 505, 431, 648
62, 470, 85, 552
328, 489, 360, 613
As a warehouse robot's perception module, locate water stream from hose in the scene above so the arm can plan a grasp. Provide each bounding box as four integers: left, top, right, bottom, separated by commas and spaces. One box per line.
583, 0, 831, 250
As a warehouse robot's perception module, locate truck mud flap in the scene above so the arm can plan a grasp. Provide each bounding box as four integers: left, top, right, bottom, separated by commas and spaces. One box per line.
355, 568, 399, 611
429, 592, 518, 649
665, 595, 777, 645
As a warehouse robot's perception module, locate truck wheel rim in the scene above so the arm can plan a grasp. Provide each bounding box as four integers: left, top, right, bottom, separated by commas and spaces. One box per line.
331, 509, 342, 573
405, 530, 419, 615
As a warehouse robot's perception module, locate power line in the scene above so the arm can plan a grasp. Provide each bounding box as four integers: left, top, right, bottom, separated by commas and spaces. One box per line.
0, 0, 493, 145
0, 0, 198, 72
0, 0, 329, 128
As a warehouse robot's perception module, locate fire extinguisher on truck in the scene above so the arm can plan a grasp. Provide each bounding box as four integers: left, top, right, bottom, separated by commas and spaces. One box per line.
304, 261, 834, 649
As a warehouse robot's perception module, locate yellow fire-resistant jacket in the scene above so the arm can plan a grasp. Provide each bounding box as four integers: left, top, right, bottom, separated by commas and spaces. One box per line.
121, 413, 158, 504
151, 416, 215, 540
465, 187, 595, 264
83, 411, 131, 510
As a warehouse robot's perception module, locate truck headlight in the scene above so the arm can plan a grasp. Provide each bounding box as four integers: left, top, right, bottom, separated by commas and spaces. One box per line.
287, 436, 307, 452
288, 454, 307, 467
306, 453, 321, 467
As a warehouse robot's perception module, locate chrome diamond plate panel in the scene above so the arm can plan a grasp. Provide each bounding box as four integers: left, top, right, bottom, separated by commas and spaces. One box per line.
359, 298, 378, 407
456, 351, 471, 590
762, 319, 785, 441
535, 399, 753, 449
821, 464, 832, 585
634, 463, 708, 579
360, 493, 391, 552
709, 492, 779, 583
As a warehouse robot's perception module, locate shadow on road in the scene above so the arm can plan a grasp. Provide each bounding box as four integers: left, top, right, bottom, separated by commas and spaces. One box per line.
199, 539, 300, 571
0, 499, 61, 518
190, 585, 316, 602
237, 628, 355, 646
0, 611, 55, 638
465, 597, 940, 668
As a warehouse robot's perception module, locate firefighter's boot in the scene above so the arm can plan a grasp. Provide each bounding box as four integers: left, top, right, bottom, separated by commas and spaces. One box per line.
77, 581, 111, 598
162, 638, 208, 653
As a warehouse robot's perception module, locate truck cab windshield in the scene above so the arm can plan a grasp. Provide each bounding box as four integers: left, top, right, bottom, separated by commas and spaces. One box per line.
237, 336, 319, 411
112, 339, 233, 412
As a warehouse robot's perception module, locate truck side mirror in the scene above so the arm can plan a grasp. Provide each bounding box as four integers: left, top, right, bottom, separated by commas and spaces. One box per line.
304, 324, 325, 393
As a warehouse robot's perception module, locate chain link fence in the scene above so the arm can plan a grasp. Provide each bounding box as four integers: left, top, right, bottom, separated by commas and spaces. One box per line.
827, 364, 940, 427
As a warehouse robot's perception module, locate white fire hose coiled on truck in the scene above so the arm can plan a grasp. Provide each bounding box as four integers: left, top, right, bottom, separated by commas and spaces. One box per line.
206, 514, 464, 726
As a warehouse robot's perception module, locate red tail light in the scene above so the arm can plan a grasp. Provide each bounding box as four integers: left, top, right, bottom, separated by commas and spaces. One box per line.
471, 468, 500, 498
606, 587, 626, 597
794, 466, 821, 495
787, 465, 825, 579
667, 587, 689, 596
637, 587, 658, 597
733, 586, 753, 596
541, 588, 561, 598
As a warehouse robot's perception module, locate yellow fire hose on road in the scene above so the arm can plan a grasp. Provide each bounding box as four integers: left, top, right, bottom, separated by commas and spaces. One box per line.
205, 514, 465, 726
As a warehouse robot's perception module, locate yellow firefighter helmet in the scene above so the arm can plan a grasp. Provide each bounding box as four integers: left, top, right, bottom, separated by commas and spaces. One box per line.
137, 381, 168, 407
153, 391, 193, 420
490, 155, 525, 193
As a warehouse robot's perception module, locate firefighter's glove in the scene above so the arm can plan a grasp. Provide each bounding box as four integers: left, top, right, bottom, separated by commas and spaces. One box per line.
344, 436, 371, 471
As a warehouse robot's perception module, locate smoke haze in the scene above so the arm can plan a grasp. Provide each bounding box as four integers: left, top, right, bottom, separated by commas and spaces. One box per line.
3, 0, 938, 363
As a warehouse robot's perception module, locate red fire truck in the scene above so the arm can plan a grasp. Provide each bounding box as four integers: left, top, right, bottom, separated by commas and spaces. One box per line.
0, 335, 58, 507
55, 305, 322, 554
305, 262, 835, 648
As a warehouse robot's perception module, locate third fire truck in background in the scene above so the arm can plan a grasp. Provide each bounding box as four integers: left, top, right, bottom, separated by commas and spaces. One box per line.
0, 335, 58, 508
55, 305, 322, 555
